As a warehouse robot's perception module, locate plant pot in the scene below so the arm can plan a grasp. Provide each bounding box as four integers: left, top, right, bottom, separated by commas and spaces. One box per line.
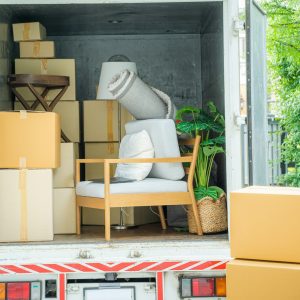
188, 193, 228, 234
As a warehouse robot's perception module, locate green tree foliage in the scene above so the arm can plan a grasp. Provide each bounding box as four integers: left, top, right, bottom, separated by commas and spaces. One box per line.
262, 0, 300, 186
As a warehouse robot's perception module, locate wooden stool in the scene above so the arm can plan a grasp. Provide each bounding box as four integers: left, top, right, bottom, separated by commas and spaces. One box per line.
8, 74, 71, 142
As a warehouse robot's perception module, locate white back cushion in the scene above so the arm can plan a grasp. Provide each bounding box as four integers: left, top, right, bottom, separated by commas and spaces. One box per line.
125, 119, 185, 180
115, 130, 154, 181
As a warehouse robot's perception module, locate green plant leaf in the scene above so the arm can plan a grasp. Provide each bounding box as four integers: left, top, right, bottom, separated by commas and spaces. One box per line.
194, 186, 223, 201
202, 146, 224, 157
176, 106, 201, 121
201, 136, 225, 146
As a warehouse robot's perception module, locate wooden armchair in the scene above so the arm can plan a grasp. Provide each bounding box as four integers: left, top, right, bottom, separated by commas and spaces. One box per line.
75, 136, 203, 241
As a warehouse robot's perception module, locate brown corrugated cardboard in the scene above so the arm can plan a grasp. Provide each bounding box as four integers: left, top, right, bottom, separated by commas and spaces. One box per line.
14, 101, 80, 142
120, 104, 135, 138
53, 188, 76, 234
15, 59, 76, 101
0, 169, 53, 242
230, 186, 300, 263
82, 207, 123, 226
53, 143, 78, 188
84, 142, 119, 180
20, 41, 55, 58
227, 259, 300, 300
0, 111, 60, 169
83, 100, 119, 142
13, 22, 46, 42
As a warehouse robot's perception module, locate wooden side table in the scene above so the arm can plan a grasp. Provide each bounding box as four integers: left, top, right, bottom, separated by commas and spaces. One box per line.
8, 74, 71, 142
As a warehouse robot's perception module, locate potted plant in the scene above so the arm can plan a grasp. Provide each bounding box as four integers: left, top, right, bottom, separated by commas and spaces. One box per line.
176, 101, 228, 233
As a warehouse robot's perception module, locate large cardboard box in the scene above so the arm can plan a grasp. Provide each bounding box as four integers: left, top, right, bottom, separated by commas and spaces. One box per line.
13, 22, 46, 42
53, 143, 78, 188
120, 104, 135, 138
227, 259, 300, 300
14, 101, 80, 142
0, 111, 60, 169
84, 142, 119, 180
84, 100, 119, 142
15, 59, 76, 101
53, 188, 76, 234
230, 186, 300, 263
20, 41, 55, 58
0, 169, 53, 242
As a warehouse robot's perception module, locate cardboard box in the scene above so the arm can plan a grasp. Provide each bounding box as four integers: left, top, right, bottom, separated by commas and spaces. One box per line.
53, 143, 79, 188
0, 169, 53, 242
20, 41, 55, 58
227, 259, 300, 300
230, 186, 300, 263
13, 22, 46, 42
14, 101, 80, 142
120, 104, 135, 138
84, 142, 119, 180
53, 188, 76, 234
84, 100, 119, 142
15, 59, 76, 101
0, 111, 60, 169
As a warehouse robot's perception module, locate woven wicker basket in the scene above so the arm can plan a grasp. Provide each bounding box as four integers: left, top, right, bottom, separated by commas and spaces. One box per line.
188, 193, 228, 234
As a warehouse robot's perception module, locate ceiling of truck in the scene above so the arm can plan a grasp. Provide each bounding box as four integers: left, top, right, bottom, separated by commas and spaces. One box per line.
1, 2, 223, 35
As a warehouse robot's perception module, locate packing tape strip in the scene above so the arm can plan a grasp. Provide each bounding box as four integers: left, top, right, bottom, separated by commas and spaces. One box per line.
33, 41, 41, 57
19, 110, 27, 119
23, 23, 30, 40
106, 101, 115, 154
19, 157, 27, 169
19, 169, 28, 242
41, 59, 48, 74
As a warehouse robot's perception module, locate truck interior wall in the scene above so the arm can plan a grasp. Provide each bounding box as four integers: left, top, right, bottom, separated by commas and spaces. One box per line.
47, 34, 202, 107
0, 8, 13, 110
201, 31, 226, 191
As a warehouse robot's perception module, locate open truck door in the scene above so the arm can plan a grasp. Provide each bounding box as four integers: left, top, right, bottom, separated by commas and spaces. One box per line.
246, 0, 269, 185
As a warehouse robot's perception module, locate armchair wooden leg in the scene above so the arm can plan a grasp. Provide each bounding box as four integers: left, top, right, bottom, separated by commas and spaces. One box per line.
190, 193, 203, 235
105, 207, 111, 241
76, 202, 81, 235
158, 206, 167, 230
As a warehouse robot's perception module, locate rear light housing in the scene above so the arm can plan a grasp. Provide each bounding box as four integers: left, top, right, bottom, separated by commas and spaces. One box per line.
0, 281, 41, 300
180, 276, 226, 298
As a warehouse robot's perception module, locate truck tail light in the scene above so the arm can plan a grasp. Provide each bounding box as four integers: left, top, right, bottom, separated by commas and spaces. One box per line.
216, 277, 226, 296
0, 283, 5, 300
192, 278, 215, 297
7, 282, 30, 300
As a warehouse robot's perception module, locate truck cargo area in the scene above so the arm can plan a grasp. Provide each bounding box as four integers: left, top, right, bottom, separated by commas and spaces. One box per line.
0, 1, 229, 246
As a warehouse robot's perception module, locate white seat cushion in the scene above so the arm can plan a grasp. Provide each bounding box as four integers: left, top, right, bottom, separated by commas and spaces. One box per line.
76, 178, 187, 198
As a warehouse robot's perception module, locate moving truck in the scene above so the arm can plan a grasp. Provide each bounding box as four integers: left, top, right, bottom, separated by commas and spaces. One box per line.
0, 0, 267, 299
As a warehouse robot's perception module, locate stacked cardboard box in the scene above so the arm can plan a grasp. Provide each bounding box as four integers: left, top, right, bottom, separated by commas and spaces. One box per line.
0, 111, 60, 242
12, 22, 79, 234
227, 186, 300, 300
82, 100, 159, 226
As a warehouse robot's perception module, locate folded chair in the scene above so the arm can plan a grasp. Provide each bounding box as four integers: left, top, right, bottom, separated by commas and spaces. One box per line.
75, 119, 203, 241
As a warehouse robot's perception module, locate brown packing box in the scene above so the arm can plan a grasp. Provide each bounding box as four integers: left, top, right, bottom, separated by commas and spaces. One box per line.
84, 142, 119, 180
0, 169, 53, 242
230, 186, 300, 263
227, 259, 300, 300
53, 188, 76, 234
20, 41, 55, 58
84, 100, 119, 142
15, 59, 76, 101
13, 22, 46, 42
83, 100, 135, 142
0, 111, 60, 168
14, 101, 80, 142
120, 103, 135, 138
53, 143, 79, 188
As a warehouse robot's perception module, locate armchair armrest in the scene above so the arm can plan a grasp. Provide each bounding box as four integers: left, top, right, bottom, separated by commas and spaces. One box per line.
105, 156, 193, 164
75, 159, 105, 183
